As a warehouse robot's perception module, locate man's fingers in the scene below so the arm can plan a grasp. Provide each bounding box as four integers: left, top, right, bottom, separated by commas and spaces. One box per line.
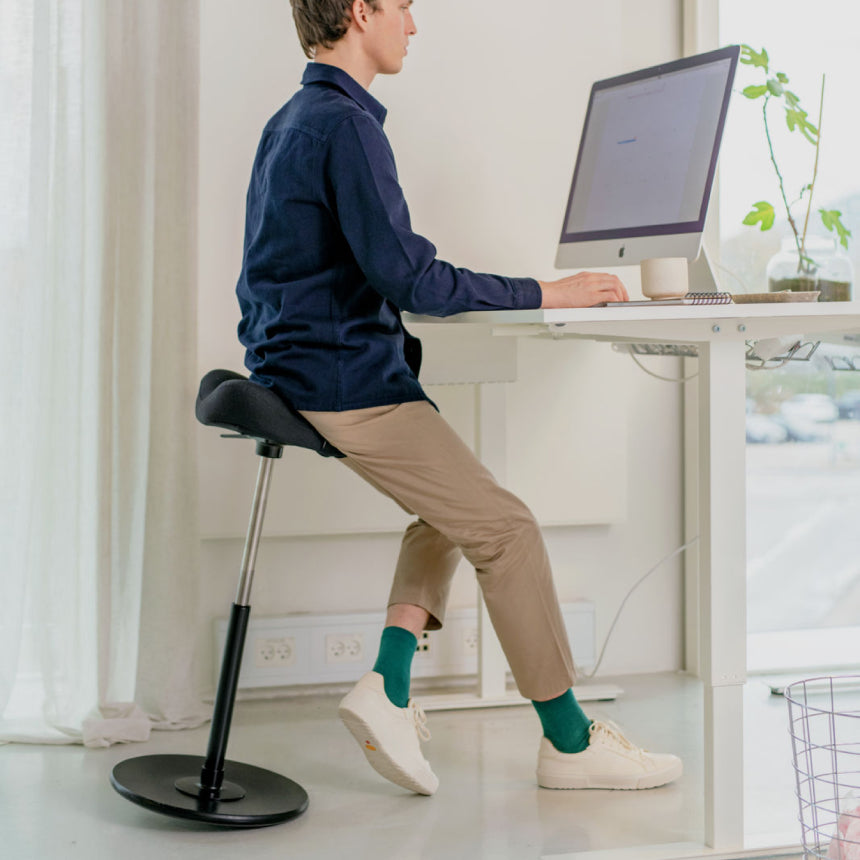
539, 272, 630, 308
593, 281, 627, 302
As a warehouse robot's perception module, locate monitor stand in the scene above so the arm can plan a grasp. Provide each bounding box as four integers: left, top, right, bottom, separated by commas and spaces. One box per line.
689, 247, 722, 293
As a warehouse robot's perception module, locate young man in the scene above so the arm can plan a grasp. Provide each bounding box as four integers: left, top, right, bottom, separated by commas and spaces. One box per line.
236, 0, 682, 795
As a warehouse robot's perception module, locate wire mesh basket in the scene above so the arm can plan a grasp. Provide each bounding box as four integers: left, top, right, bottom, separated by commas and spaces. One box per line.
786, 676, 860, 859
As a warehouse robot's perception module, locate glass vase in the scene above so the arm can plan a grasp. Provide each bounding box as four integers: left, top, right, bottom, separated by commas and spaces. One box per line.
767, 236, 853, 302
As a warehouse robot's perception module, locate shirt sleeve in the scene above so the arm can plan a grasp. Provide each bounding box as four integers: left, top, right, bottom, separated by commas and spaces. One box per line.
322, 113, 542, 317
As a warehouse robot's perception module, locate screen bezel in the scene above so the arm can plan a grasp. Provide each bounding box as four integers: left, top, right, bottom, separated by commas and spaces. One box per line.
557, 45, 740, 249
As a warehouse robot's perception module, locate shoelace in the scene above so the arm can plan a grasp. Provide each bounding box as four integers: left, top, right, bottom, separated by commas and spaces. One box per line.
408, 700, 431, 742
590, 720, 649, 761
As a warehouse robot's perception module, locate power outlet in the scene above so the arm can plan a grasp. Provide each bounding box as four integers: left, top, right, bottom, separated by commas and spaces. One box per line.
325, 633, 364, 663
462, 627, 478, 656
254, 636, 295, 668
415, 630, 432, 657
216, 601, 594, 690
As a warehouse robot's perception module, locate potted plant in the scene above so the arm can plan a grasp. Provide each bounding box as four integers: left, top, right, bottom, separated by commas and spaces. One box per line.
739, 44, 853, 300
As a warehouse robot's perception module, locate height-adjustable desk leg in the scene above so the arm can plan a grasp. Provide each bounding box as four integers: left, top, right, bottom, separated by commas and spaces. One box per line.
422, 381, 621, 711
475, 384, 513, 701
697, 338, 747, 851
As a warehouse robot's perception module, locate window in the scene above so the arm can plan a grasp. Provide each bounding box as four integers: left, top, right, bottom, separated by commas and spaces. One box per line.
719, 0, 860, 672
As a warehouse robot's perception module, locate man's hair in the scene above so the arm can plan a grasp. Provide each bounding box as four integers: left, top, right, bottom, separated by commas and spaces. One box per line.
290, 0, 382, 59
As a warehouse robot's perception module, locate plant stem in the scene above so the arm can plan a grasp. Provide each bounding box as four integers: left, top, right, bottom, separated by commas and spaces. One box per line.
763, 95, 802, 262
800, 74, 825, 267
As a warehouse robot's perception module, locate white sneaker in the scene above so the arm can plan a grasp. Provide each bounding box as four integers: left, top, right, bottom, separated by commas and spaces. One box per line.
338, 672, 438, 796
537, 720, 683, 790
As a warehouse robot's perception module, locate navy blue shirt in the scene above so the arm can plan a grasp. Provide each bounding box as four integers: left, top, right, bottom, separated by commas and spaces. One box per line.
236, 63, 542, 411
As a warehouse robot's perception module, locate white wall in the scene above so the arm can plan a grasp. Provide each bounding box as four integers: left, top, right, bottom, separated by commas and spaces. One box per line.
196, 0, 684, 690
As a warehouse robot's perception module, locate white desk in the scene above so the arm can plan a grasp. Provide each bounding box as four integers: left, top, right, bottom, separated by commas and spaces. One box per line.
408, 301, 860, 858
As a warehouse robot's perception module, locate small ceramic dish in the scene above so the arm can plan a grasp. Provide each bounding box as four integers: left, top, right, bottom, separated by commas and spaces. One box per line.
731, 291, 820, 303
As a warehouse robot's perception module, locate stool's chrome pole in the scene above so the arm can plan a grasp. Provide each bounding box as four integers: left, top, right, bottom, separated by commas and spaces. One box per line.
200, 450, 277, 794
236, 456, 275, 606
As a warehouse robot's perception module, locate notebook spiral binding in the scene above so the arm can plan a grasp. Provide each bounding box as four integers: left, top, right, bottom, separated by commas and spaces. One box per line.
684, 291, 733, 304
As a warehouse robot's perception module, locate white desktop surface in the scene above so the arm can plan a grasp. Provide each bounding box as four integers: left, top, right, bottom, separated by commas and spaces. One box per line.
406, 301, 860, 859
409, 299, 860, 341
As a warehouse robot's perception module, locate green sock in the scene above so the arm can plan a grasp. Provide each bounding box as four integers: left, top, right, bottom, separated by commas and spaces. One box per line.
532, 689, 592, 754
372, 626, 417, 708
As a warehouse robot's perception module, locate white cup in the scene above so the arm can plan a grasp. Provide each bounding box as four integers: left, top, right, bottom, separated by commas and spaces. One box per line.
640, 257, 689, 299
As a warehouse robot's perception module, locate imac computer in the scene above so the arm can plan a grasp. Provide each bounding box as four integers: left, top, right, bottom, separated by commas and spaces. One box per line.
555, 45, 739, 276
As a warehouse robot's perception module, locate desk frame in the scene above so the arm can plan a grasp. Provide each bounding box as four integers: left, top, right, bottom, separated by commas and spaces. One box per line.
410, 302, 860, 857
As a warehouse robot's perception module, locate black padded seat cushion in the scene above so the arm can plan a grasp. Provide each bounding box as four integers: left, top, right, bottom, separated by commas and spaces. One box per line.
196, 369, 344, 458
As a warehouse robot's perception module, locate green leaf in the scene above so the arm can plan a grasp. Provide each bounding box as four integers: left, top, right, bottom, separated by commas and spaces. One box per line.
743, 201, 776, 231
777, 72, 789, 83
785, 90, 801, 108
740, 45, 769, 70
820, 209, 853, 249
785, 108, 818, 143
742, 84, 769, 99
767, 77, 785, 96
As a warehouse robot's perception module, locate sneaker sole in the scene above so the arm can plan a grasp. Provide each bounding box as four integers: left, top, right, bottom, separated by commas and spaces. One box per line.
537, 758, 683, 790
339, 704, 438, 796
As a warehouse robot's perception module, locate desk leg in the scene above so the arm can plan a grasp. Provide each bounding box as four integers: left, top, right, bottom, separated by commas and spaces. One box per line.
697, 339, 747, 851
421, 384, 516, 710
420, 382, 621, 712
476, 383, 513, 700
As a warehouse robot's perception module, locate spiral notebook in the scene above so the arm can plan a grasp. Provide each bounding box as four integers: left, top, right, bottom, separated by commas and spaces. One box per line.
603, 291, 734, 307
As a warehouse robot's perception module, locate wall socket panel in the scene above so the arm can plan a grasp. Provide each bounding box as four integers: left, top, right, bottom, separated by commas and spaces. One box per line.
215, 602, 595, 691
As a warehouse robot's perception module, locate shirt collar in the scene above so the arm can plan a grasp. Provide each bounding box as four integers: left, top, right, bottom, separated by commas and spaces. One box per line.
301, 62, 387, 125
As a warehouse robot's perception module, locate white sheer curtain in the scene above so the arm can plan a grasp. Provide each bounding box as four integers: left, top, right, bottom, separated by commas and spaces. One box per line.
0, 0, 207, 745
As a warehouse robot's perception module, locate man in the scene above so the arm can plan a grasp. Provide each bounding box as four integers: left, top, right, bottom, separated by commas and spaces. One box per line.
236, 0, 682, 795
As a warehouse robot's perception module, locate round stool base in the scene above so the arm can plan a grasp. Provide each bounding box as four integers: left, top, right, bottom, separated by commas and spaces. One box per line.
110, 754, 308, 828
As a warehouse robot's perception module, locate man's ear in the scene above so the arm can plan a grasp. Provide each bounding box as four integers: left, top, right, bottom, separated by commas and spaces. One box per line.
351, 0, 373, 33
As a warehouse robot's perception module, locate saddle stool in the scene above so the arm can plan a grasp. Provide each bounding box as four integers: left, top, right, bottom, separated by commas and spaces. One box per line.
110, 369, 343, 827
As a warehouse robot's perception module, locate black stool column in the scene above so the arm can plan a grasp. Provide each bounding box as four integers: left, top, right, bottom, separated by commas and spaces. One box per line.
192, 443, 278, 796
110, 441, 309, 827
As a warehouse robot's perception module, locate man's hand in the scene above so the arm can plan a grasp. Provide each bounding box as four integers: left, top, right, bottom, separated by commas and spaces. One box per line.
538, 272, 629, 308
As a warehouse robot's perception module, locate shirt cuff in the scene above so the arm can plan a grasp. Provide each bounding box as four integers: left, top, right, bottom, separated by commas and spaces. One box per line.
513, 277, 543, 310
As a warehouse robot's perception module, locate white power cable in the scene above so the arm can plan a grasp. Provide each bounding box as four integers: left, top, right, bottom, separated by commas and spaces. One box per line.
746, 356, 792, 371
627, 346, 699, 383
582, 536, 700, 680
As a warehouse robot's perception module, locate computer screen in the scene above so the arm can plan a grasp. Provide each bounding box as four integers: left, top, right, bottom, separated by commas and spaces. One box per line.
555, 45, 739, 270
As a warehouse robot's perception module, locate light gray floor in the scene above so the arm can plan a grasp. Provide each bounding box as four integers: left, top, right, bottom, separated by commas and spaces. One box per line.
1, 672, 806, 859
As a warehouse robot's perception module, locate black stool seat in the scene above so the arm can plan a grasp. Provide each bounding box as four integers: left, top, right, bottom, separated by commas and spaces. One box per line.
195, 369, 343, 458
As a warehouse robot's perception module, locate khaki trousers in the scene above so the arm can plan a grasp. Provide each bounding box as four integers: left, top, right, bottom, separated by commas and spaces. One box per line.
299, 400, 576, 701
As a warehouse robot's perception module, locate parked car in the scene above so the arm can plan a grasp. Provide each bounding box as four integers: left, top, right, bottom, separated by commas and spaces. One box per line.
836, 390, 860, 420
776, 415, 831, 443
746, 414, 789, 444
779, 394, 839, 424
